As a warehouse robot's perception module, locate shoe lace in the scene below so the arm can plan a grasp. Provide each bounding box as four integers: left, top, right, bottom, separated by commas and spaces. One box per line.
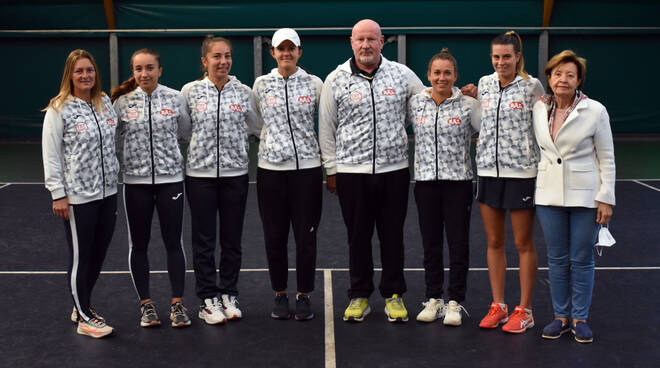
143, 302, 157, 316
89, 307, 103, 321
88, 317, 106, 327
348, 298, 363, 309
449, 303, 470, 317
388, 297, 404, 310
510, 308, 528, 319
487, 304, 501, 316
171, 303, 187, 317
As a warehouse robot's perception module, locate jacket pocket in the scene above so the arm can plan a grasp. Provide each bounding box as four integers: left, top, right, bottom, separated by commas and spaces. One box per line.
536, 160, 548, 188
569, 163, 596, 190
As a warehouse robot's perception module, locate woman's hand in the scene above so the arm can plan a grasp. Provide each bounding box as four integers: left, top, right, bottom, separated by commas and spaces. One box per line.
596, 202, 613, 224
326, 175, 337, 195
53, 198, 70, 220
461, 83, 478, 98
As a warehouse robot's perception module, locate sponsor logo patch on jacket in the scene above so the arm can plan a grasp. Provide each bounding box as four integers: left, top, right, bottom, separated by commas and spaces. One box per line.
349, 91, 362, 103
415, 116, 427, 126
159, 108, 174, 116
298, 96, 312, 104
127, 109, 140, 120
381, 88, 396, 96
481, 99, 490, 108
266, 96, 278, 106
75, 123, 89, 132
196, 101, 208, 112
447, 117, 462, 126
106, 118, 116, 127
509, 101, 524, 110
229, 104, 243, 112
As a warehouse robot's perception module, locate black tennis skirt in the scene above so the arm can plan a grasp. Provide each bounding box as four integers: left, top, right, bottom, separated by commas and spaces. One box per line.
475, 176, 536, 209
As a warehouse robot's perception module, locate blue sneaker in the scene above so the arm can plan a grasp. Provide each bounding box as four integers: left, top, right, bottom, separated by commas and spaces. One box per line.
542, 319, 569, 339
572, 321, 594, 343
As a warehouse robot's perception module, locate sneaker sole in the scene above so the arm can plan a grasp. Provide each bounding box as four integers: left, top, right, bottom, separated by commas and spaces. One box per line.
77, 326, 113, 338
479, 317, 508, 329
140, 320, 162, 328
385, 308, 408, 323
171, 321, 192, 328
343, 305, 371, 322
503, 321, 535, 334
443, 317, 462, 326
225, 314, 242, 320
295, 313, 315, 321
542, 328, 569, 339
572, 329, 594, 343
198, 312, 226, 325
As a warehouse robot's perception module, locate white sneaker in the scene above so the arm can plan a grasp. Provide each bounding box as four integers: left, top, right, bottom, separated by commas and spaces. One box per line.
198, 297, 227, 325
443, 300, 468, 326
221, 294, 242, 320
416, 298, 445, 322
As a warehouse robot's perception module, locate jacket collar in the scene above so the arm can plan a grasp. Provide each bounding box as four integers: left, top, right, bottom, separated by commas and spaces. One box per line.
422, 86, 462, 105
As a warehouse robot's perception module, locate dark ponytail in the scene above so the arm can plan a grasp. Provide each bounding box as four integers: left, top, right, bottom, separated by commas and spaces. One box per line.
110, 48, 161, 102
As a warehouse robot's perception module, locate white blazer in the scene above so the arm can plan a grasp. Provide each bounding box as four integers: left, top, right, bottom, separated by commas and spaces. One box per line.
532, 97, 615, 208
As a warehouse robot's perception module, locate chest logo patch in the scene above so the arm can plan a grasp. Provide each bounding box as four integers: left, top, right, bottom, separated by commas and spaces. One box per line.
415, 116, 427, 126
106, 118, 116, 127
509, 101, 524, 110
266, 96, 278, 106
196, 101, 208, 112
381, 88, 396, 96
298, 96, 312, 104
447, 117, 462, 126
75, 123, 89, 132
481, 99, 490, 108
229, 104, 243, 112
160, 108, 174, 117
349, 91, 362, 103
127, 109, 140, 120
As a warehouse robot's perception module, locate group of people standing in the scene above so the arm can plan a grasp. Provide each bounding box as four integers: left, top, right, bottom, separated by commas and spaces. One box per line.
42, 18, 615, 345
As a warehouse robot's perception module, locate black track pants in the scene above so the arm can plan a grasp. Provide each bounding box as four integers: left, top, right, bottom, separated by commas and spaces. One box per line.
63, 195, 117, 322
257, 167, 322, 293
123, 182, 186, 300
186, 175, 248, 299
414, 180, 472, 302
336, 168, 409, 299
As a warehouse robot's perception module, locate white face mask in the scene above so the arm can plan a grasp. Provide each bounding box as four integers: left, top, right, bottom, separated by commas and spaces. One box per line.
595, 224, 616, 256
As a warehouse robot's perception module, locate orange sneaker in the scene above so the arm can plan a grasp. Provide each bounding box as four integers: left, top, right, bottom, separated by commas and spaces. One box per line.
502, 306, 534, 333
479, 302, 508, 328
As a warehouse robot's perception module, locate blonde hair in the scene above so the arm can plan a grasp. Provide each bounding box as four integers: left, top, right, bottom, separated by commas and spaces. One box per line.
545, 50, 587, 90
492, 30, 529, 80
43, 49, 106, 112
111, 48, 161, 102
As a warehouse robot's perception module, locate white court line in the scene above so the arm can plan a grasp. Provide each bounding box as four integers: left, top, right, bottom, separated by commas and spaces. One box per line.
633, 180, 660, 192
0, 184, 11, 190
324, 270, 336, 368
2, 266, 660, 275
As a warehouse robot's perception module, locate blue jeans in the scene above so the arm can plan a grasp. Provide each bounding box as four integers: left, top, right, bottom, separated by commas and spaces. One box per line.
536, 205, 599, 320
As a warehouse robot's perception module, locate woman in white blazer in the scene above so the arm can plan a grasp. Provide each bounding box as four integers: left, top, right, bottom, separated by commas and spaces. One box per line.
532, 50, 615, 344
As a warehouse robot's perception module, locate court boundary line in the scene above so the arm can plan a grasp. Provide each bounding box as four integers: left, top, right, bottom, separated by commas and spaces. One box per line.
324, 270, 336, 368
0, 183, 10, 190
2, 266, 660, 275
633, 180, 660, 192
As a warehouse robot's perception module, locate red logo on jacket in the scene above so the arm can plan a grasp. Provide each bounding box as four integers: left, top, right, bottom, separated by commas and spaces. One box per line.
106, 118, 116, 127
509, 101, 524, 110
127, 109, 140, 120
159, 108, 174, 116
266, 96, 278, 106
75, 123, 89, 132
298, 96, 312, 104
229, 104, 243, 112
381, 88, 396, 96
447, 117, 462, 126
349, 92, 362, 103
196, 101, 208, 112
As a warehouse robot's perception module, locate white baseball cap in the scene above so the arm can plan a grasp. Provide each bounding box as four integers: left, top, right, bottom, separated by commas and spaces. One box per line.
271, 28, 301, 48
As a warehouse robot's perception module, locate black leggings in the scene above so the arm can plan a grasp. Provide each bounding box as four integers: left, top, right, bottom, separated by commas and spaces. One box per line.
124, 182, 186, 300
64, 195, 117, 322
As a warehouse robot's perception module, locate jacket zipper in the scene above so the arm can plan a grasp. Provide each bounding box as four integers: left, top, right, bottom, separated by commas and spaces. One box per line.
147, 95, 155, 184
88, 103, 106, 197
434, 106, 439, 181
284, 79, 299, 170
216, 86, 222, 178
369, 80, 377, 174
495, 87, 504, 178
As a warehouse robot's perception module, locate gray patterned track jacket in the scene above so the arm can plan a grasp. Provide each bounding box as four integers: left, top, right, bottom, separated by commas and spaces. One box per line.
181, 76, 262, 178
409, 87, 481, 181
476, 72, 545, 178
42, 95, 119, 204
319, 56, 425, 175
113, 84, 191, 184
253, 67, 323, 170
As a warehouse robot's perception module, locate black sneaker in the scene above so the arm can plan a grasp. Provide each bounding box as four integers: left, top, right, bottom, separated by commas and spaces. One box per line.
295, 294, 314, 321
271, 294, 291, 320
140, 301, 161, 327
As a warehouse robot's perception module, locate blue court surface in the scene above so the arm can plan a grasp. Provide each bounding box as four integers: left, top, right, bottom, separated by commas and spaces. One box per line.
0, 179, 659, 367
